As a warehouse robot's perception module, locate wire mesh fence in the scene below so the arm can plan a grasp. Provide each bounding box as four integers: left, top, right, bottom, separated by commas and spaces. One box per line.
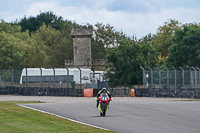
140, 66, 200, 89
0, 67, 103, 89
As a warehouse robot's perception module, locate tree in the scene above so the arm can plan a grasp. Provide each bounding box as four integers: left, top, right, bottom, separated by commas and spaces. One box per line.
91, 23, 127, 60
26, 23, 72, 67
138, 34, 159, 68
105, 39, 158, 88
13, 11, 73, 34
0, 20, 31, 69
165, 23, 200, 67
59, 22, 73, 60
151, 19, 181, 57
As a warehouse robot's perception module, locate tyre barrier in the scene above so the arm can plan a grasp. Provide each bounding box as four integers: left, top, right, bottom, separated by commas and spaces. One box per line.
134, 88, 200, 99
83, 88, 93, 97
2, 86, 200, 98
83, 88, 102, 97
131, 89, 135, 97
0, 87, 83, 97
0, 87, 101, 97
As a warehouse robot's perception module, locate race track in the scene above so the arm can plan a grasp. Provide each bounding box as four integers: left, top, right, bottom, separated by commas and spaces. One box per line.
21, 100, 200, 133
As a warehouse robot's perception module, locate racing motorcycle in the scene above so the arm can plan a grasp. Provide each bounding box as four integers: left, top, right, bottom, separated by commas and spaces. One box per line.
96, 93, 112, 116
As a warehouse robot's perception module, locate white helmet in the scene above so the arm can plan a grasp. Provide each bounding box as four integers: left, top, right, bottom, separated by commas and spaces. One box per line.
102, 87, 107, 93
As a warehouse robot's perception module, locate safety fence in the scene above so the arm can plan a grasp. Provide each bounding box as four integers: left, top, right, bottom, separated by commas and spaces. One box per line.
0, 67, 107, 89
140, 66, 200, 89
0, 69, 87, 89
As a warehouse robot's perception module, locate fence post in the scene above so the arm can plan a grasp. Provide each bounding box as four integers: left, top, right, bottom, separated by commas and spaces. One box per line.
196, 67, 200, 88
148, 67, 153, 88
156, 67, 161, 88
172, 66, 177, 89
38, 67, 42, 88
91, 67, 95, 79
192, 67, 197, 88
66, 67, 69, 89
164, 67, 169, 89
24, 66, 28, 88
52, 67, 55, 88
9, 66, 14, 88
78, 67, 82, 89
140, 66, 146, 88
179, 67, 184, 89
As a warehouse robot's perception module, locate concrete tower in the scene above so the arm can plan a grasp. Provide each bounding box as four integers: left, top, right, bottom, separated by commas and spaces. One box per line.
67, 25, 93, 68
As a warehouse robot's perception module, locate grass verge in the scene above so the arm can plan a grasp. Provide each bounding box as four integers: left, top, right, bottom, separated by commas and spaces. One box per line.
173, 99, 200, 102
0, 101, 115, 133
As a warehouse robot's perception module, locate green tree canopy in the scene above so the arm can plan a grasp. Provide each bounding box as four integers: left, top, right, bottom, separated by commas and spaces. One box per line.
13, 11, 74, 33
105, 38, 158, 87
165, 23, 200, 67
26, 23, 72, 68
91, 23, 127, 60
151, 19, 181, 57
0, 20, 31, 69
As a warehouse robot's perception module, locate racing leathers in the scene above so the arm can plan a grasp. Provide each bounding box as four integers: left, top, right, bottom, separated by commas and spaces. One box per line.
96, 88, 111, 108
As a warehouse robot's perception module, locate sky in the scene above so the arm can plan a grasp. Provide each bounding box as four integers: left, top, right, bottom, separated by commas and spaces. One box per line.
0, 0, 200, 38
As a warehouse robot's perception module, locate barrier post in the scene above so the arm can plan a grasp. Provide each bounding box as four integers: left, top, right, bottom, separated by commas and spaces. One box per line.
78, 67, 82, 89
172, 66, 177, 89
9, 66, 14, 88
164, 67, 169, 89
24, 66, 28, 88
140, 66, 146, 88
52, 67, 55, 88
192, 67, 197, 88
148, 67, 153, 88
66, 67, 69, 89
156, 67, 161, 88
179, 67, 184, 89
91, 67, 95, 79
196, 67, 200, 88
39, 67, 42, 88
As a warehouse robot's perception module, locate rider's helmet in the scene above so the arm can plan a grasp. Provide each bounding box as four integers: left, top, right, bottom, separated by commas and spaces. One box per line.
101, 87, 107, 93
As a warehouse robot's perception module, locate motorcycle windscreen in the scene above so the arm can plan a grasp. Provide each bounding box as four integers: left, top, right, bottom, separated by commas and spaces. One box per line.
101, 93, 108, 97
101, 93, 108, 101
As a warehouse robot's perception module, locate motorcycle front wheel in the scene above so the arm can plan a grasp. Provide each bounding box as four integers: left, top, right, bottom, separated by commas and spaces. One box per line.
102, 105, 107, 116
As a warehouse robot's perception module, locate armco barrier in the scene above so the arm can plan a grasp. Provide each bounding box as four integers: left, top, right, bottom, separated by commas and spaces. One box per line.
93, 89, 101, 97
0, 87, 101, 97
0, 87, 83, 97
83, 88, 93, 97
1, 86, 200, 98
134, 88, 200, 99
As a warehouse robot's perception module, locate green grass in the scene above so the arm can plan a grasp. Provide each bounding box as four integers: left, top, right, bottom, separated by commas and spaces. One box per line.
0, 101, 115, 133
173, 99, 200, 102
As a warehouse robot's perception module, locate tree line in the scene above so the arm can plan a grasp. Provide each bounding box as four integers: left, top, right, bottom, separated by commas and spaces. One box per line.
0, 11, 200, 87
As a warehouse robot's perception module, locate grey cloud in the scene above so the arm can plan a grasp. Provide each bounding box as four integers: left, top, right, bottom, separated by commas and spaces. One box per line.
103, 0, 161, 13
53, 0, 162, 13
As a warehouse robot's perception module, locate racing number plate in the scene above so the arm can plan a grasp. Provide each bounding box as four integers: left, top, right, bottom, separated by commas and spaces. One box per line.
102, 96, 107, 101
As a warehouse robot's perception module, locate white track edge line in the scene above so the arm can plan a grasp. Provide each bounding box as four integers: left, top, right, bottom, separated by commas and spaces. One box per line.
18, 104, 110, 131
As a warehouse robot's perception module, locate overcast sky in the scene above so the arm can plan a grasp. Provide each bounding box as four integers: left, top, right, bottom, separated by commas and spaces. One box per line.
0, 0, 200, 38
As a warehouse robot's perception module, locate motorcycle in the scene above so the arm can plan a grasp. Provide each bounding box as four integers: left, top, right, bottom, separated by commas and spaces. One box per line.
96, 93, 112, 116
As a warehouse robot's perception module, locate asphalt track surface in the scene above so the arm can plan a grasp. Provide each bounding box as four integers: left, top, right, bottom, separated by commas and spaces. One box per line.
21, 100, 200, 133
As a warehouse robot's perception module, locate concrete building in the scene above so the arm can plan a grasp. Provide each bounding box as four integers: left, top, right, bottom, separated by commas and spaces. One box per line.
65, 25, 93, 68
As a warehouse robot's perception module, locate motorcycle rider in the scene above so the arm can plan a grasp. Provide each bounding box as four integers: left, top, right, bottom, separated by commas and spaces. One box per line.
96, 87, 112, 108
